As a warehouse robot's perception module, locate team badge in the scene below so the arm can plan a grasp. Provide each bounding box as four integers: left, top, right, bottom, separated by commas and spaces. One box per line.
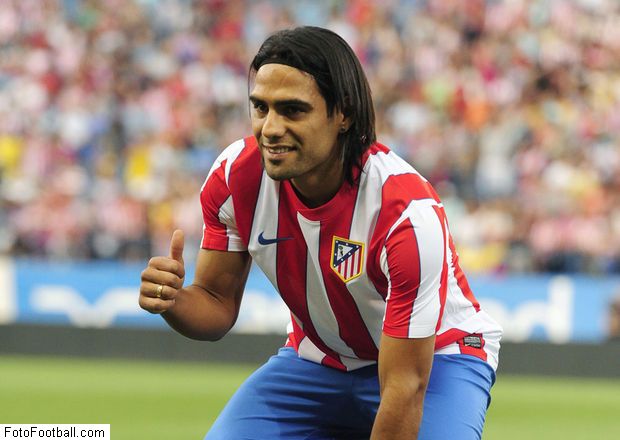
331, 236, 365, 282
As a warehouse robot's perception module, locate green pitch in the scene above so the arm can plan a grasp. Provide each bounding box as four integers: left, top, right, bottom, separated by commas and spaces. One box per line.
1, 355, 619, 439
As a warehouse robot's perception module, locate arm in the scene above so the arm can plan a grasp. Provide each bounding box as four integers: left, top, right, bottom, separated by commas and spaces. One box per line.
370, 333, 435, 440
139, 229, 252, 341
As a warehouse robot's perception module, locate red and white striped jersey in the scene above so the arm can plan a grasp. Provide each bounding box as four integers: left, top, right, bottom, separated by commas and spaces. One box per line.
200, 137, 502, 371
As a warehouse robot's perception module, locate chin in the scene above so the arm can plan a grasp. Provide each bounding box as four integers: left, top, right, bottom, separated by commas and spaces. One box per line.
262, 158, 297, 181
265, 168, 294, 181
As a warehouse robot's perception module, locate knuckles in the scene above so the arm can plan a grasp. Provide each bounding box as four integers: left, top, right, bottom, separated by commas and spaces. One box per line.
140, 267, 151, 281
162, 273, 181, 289
138, 296, 174, 314
138, 296, 156, 313
141, 258, 185, 287
146, 257, 185, 279
169, 260, 186, 279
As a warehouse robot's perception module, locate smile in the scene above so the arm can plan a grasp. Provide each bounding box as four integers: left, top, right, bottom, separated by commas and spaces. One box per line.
264, 145, 295, 155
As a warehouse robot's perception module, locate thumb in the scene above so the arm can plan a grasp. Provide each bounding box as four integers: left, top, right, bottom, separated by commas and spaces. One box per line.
169, 229, 185, 264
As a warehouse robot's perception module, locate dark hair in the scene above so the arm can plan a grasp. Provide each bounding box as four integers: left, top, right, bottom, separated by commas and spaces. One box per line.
249, 26, 376, 185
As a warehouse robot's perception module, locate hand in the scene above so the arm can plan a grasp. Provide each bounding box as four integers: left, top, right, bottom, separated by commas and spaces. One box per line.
139, 229, 186, 314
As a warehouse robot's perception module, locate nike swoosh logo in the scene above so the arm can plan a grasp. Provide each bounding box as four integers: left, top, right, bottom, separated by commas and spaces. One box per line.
258, 232, 293, 245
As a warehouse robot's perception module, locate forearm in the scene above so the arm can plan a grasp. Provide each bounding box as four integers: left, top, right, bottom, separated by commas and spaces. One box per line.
370, 382, 426, 440
371, 334, 435, 440
162, 284, 238, 341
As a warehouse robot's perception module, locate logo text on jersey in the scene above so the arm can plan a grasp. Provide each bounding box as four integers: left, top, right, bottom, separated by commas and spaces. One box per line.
331, 236, 365, 282
257, 232, 293, 245
463, 335, 482, 349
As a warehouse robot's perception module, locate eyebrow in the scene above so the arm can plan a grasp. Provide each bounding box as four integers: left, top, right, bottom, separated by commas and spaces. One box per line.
249, 95, 313, 110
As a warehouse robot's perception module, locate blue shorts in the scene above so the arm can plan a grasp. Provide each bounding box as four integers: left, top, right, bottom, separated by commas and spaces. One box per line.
205, 347, 496, 440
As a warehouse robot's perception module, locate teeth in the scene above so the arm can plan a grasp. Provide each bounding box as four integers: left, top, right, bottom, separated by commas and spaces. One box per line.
268, 148, 290, 153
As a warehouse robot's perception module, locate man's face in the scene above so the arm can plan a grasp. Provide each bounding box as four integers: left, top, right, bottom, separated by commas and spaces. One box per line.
250, 64, 347, 189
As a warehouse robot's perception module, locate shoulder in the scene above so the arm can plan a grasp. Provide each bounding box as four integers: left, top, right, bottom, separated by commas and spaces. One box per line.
202, 137, 262, 190
205, 137, 260, 181
362, 142, 439, 204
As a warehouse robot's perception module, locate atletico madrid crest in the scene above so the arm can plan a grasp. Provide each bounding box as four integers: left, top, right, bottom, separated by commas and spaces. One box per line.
331, 236, 365, 282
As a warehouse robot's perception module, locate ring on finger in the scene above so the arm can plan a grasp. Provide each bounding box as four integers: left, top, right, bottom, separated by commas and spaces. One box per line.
156, 284, 164, 299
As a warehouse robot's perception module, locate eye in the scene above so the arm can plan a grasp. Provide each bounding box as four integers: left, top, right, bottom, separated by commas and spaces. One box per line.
284, 106, 304, 118
252, 101, 268, 114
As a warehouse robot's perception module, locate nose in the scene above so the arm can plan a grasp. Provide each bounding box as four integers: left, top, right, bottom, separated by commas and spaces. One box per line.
261, 110, 286, 140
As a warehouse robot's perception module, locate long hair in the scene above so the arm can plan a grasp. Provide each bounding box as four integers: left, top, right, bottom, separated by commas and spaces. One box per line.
249, 26, 376, 185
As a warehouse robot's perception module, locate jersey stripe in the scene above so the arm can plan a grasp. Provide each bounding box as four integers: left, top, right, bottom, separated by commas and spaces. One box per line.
343, 165, 388, 350
201, 138, 245, 187
228, 137, 263, 247
200, 159, 230, 250
448, 233, 480, 311
433, 205, 449, 333
293, 317, 350, 371
382, 199, 444, 338
435, 328, 471, 350
383, 218, 420, 338
300, 213, 358, 358
274, 185, 346, 364
246, 172, 280, 287
223, 139, 246, 184
316, 187, 379, 359
405, 201, 443, 338
369, 170, 438, 300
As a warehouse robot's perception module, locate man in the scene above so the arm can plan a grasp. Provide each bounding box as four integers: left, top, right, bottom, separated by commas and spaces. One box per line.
139, 26, 502, 440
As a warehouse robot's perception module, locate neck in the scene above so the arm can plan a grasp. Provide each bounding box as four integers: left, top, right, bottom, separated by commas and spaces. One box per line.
291, 167, 344, 208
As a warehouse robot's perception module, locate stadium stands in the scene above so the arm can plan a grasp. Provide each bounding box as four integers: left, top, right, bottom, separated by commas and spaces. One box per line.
1, 0, 619, 274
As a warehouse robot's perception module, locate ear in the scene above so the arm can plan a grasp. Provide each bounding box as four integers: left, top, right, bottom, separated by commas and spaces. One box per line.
337, 111, 352, 133
338, 97, 353, 133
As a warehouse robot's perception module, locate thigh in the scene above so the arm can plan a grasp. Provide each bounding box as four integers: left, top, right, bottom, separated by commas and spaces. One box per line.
418, 355, 496, 440
205, 348, 353, 440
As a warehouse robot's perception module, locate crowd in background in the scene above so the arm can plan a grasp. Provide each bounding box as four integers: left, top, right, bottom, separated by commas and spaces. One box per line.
1, 0, 619, 274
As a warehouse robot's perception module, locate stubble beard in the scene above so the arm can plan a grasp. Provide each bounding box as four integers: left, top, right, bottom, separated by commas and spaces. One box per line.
261, 156, 298, 182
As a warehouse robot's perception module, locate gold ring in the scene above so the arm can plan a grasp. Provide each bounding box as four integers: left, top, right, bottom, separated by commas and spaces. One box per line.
156, 284, 164, 298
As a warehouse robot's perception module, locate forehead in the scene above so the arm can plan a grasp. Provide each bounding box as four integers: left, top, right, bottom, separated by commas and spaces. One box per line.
251, 63, 322, 102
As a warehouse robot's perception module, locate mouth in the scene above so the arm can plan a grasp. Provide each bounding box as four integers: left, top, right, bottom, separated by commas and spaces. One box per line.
262, 144, 296, 158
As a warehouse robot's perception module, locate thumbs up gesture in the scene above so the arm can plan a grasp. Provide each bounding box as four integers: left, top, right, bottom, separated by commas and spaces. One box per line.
139, 230, 187, 314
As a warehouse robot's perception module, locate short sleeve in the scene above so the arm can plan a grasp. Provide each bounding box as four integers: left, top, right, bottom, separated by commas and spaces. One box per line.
200, 159, 247, 252
381, 200, 446, 338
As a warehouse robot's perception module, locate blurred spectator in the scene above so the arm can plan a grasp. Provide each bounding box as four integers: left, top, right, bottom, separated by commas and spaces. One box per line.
0, 0, 619, 275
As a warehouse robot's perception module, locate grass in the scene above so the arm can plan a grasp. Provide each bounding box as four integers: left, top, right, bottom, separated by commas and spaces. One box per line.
0, 356, 257, 439
0, 355, 618, 439
485, 374, 620, 439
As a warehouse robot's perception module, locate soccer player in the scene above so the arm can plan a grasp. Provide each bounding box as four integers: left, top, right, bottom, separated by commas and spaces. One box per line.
139, 26, 502, 440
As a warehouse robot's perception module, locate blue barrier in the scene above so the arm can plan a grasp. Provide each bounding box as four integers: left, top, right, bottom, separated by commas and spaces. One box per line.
1, 258, 618, 343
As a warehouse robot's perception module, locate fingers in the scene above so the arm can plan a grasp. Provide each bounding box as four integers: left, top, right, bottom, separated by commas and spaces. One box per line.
139, 292, 176, 314
142, 262, 184, 288
147, 256, 185, 280
169, 229, 185, 264
140, 262, 185, 315
139, 280, 178, 314
139, 230, 186, 314
141, 281, 177, 301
